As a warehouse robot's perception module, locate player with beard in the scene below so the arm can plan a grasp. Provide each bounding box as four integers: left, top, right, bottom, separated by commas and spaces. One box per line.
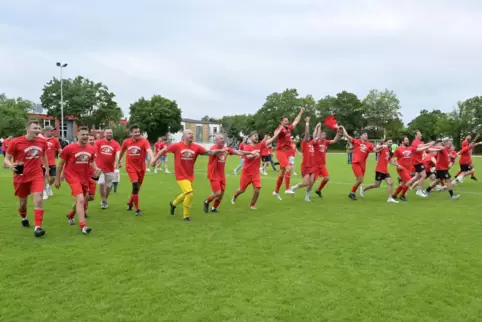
118, 125, 154, 216
272, 108, 305, 200
5, 120, 48, 237
94, 128, 120, 209
408, 130, 435, 197
314, 126, 341, 198
42, 126, 62, 199
232, 130, 280, 209
392, 137, 414, 201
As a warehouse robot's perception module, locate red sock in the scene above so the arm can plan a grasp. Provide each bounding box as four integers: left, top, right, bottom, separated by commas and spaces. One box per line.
67, 210, 75, 219
132, 194, 139, 210
80, 220, 86, 228
284, 172, 291, 190
18, 208, 27, 219
351, 184, 360, 193
34, 209, 44, 227
213, 199, 221, 209
456, 170, 462, 177
393, 185, 403, 197
207, 195, 216, 203
317, 180, 328, 192
129, 195, 134, 205
250, 201, 256, 207
275, 176, 283, 193
440, 179, 445, 186
401, 186, 409, 196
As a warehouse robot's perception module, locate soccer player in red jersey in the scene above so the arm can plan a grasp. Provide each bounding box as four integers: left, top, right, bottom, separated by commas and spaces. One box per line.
2, 135, 13, 159
273, 108, 305, 199
285, 118, 318, 201
203, 134, 256, 213
288, 140, 299, 176
118, 124, 154, 216
409, 130, 435, 197
151, 130, 226, 221
42, 126, 62, 199
94, 128, 120, 209
154, 136, 170, 174
232, 130, 280, 209
56, 127, 100, 234
453, 135, 481, 184
360, 139, 399, 203
260, 137, 278, 175
392, 137, 414, 201
5, 121, 48, 237
314, 126, 341, 198
233, 137, 247, 175
424, 139, 460, 199
339, 126, 379, 200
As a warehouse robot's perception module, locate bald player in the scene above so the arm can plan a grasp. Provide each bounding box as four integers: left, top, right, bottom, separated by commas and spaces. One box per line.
203, 134, 257, 213
151, 130, 226, 222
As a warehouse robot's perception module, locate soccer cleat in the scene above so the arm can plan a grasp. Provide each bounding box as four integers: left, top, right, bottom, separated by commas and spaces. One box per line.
66, 214, 75, 225
81, 227, 92, 235
211, 208, 219, 213
416, 190, 428, 198
127, 202, 133, 211
285, 190, 295, 195
43, 192, 48, 200
48, 188, 54, 197
231, 198, 236, 205
315, 190, 323, 198
249, 206, 257, 210
391, 196, 398, 200
471, 176, 478, 181
21, 219, 30, 228
387, 197, 399, 204
34, 227, 46, 237
304, 196, 311, 202
203, 200, 209, 213
183, 217, 191, 222
348, 192, 357, 200
169, 202, 176, 215
165, 170, 171, 174
135, 210, 143, 216
451, 194, 461, 200
359, 187, 365, 198
272, 191, 283, 200
400, 195, 408, 201
101, 201, 108, 209
233, 170, 238, 175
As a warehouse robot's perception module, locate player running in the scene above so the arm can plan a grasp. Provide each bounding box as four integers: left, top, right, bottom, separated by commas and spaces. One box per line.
314, 126, 341, 198
55, 126, 100, 234
118, 125, 154, 216
5, 120, 48, 237
260, 139, 277, 175
273, 108, 305, 199
359, 139, 399, 203
94, 128, 120, 209
408, 130, 435, 197
42, 126, 62, 199
453, 135, 481, 184
233, 137, 247, 175
424, 140, 460, 199
232, 130, 280, 209
151, 130, 226, 222
203, 134, 257, 213
154, 136, 170, 174
392, 137, 413, 201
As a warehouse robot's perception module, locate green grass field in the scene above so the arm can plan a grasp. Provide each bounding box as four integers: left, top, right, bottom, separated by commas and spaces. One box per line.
1, 153, 482, 321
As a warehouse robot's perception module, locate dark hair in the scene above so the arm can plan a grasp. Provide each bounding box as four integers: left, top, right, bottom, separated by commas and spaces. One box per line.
129, 124, 140, 132
78, 126, 89, 132
280, 117, 288, 122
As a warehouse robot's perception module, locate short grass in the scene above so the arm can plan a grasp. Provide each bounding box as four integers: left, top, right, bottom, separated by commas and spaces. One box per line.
1, 153, 482, 322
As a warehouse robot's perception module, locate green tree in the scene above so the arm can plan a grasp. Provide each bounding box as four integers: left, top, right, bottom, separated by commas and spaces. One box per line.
40, 76, 123, 129
324, 91, 366, 135
363, 89, 402, 138
447, 97, 482, 148
407, 109, 452, 141
219, 114, 254, 142
201, 115, 219, 122
111, 124, 130, 142
129, 95, 182, 142
0, 94, 34, 137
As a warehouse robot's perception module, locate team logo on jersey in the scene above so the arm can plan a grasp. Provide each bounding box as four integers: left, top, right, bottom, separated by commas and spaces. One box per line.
319, 144, 326, 153
24, 146, 42, 159
127, 146, 141, 156
360, 144, 368, 153
402, 150, 412, 158
47, 141, 54, 149
218, 153, 227, 163
74, 151, 92, 164
101, 145, 114, 155
180, 149, 196, 161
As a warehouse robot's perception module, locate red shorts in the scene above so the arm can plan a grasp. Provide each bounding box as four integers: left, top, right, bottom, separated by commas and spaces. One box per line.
127, 169, 146, 185
14, 179, 44, 198
352, 163, 366, 177
397, 168, 411, 183
68, 182, 89, 197
210, 179, 226, 192
316, 165, 329, 179
301, 165, 315, 178
240, 174, 261, 190
276, 150, 290, 169
89, 179, 97, 196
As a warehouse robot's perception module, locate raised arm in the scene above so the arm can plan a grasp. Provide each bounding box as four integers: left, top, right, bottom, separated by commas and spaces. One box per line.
265, 127, 283, 146
291, 108, 305, 128
303, 117, 310, 141
340, 126, 354, 142
331, 131, 341, 144
313, 123, 321, 142
374, 143, 385, 153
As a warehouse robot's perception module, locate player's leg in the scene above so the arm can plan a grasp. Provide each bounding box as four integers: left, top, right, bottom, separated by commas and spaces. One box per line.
234, 158, 244, 175
211, 188, 225, 212
67, 203, 76, 225
17, 195, 30, 227
305, 173, 315, 201
76, 191, 92, 234
425, 173, 442, 196
385, 177, 398, 203
232, 176, 249, 203
249, 177, 262, 209
269, 156, 277, 171
99, 173, 106, 206
176, 180, 194, 221
113, 181, 119, 193
349, 163, 364, 200
442, 172, 459, 198
286, 167, 310, 194
30, 179, 46, 237
47, 166, 56, 196
274, 151, 291, 195
163, 156, 170, 173
132, 174, 144, 216
42, 167, 49, 200
416, 165, 427, 193
204, 180, 222, 213
315, 166, 330, 197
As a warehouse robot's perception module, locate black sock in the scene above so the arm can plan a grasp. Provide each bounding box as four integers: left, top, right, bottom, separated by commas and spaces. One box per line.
449, 190, 454, 196
426, 186, 432, 193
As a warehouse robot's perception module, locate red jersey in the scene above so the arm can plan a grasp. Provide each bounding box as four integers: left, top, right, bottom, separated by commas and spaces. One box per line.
45, 137, 61, 166
375, 147, 391, 174
207, 145, 234, 180
60, 143, 96, 185
121, 138, 151, 172
242, 140, 266, 175
260, 146, 272, 157
94, 138, 120, 173
449, 150, 457, 164
276, 125, 294, 151
155, 142, 167, 155
7, 136, 47, 183
167, 142, 207, 181
301, 140, 315, 168
459, 145, 472, 164
288, 142, 296, 157
351, 138, 374, 164
314, 140, 334, 166
462, 139, 469, 148
435, 147, 450, 171
394, 146, 412, 171
2, 138, 10, 152
423, 153, 436, 170
411, 139, 424, 165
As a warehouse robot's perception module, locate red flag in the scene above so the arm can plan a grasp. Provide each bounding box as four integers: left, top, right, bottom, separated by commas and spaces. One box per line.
323, 115, 338, 130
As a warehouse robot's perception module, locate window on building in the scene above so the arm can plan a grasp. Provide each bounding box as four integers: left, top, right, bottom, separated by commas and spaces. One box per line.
180, 125, 185, 132
43, 119, 52, 127
213, 127, 217, 133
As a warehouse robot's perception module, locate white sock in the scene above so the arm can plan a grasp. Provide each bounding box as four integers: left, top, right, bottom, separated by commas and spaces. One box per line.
292, 184, 300, 191
306, 190, 311, 197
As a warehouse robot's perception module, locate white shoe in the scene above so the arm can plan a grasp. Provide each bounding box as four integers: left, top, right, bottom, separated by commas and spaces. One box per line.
293, 172, 298, 176
165, 170, 171, 174
435, 185, 445, 192
68, 218, 75, 225
272, 191, 283, 200
43, 191, 48, 200
234, 170, 238, 175
285, 190, 295, 195
416, 190, 428, 198
250, 206, 257, 210
457, 175, 464, 183
154, 169, 158, 174
231, 198, 236, 205
451, 194, 460, 200
305, 196, 311, 202
146, 169, 151, 172
387, 197, 399, 203
359, 187, 365, 198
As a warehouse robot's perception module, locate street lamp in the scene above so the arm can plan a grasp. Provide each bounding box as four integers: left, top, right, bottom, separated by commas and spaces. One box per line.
56, 62, 68, 140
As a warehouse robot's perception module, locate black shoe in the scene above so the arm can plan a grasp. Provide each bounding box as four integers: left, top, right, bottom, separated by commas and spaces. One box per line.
211, 208, 219, 213
85, 213, 88, 219
348, 192, 357, 200
135, 210, 143, 216
127, 202, 133, 211
400, 195, 408, 201
315, 190, 323, 198
21, 219, 30, 228
203, 200, 209, 213
392, 196, 398, 200
81, 227, 92, 235
169, 202, 176, 215
34, 227, 46, 237
183, 217, 191, 222
471, 176, 478, 181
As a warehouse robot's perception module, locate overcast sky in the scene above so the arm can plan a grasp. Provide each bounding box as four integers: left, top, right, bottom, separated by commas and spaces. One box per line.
1, 0, 481, 123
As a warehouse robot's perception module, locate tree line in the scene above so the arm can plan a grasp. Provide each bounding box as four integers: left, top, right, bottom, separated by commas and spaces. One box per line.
1, 75, 481, 151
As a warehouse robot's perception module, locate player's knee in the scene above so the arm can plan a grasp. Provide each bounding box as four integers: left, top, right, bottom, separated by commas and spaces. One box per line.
132, 182, 140, 194
185, 191, 193, 197
324, 177, 330, 182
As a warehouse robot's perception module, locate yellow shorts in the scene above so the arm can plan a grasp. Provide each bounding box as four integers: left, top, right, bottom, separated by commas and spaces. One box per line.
177, 180, 193, 194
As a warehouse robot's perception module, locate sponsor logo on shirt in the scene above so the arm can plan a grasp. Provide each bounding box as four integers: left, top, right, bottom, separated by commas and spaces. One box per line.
101, 145, 115, 156
180, 149, 196, 161
127, 146, 141, 156
360, 144, 368, 153
24, 146, 42, 159
74, 151, 92, 164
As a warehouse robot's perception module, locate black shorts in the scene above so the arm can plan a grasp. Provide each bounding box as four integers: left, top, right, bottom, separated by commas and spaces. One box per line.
414, 164, 425, 173
460, 164, 473, 172
42, 165, 57, 177
261, 155, 272, 162
375, 172, 390, 181
2, 151, 5, 157
425, 170, 434, 177
436, 170, 451, 180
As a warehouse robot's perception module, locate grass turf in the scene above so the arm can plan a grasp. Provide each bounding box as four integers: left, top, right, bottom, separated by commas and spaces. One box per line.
1, 153, 482, 321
